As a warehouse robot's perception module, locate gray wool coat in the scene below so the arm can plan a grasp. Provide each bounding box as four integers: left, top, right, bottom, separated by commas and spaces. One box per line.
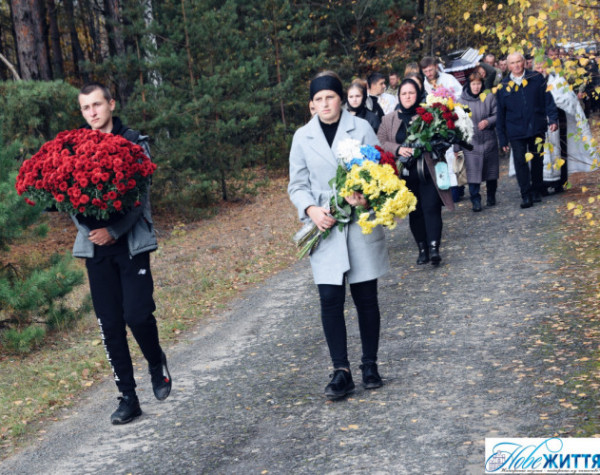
455, 90, 500, 183
288, 109, 390, 286
377, 112, 454, 210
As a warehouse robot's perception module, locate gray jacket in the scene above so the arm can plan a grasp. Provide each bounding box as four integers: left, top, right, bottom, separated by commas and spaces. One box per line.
288, 110, 390, 285
71, 134, 158, 259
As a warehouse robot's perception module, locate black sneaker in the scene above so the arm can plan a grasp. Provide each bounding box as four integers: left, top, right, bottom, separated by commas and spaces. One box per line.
111, 395, 142, 425
149, 352, 172, 401
324, 369, 355, 400
360, 363, 383, 389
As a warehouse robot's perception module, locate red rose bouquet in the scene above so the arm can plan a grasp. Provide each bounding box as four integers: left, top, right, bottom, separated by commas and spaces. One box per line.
406, 87, 474, 159
15, 129, 156, 221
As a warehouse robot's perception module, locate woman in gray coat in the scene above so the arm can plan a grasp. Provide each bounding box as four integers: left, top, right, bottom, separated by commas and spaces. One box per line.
455, 72, 499, 211
288, 71, 390, 400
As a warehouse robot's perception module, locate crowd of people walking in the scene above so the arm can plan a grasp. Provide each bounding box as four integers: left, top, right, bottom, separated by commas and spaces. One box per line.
291, 47, 599, 400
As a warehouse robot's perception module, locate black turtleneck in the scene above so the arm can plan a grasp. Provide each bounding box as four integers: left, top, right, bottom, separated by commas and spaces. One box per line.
319, 117, 340, 147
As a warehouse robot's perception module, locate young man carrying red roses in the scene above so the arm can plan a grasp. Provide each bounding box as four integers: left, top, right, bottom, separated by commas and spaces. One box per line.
73, 83, 171, 424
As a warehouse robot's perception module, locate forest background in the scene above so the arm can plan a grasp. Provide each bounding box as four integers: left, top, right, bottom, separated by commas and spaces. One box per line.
1, 0, 600, 452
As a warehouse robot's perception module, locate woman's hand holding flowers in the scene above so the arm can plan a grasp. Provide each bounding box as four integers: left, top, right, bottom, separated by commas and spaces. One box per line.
307, 206, 336, 232
344, 191, 368, 208
397, 147, 414, 158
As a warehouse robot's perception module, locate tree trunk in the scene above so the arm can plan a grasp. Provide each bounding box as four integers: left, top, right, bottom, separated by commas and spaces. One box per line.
104, 0, 129, 103
64, 0, 88, 82
80, 0, 103, 64
46, 0, 64, 78
10, 0, 51, 80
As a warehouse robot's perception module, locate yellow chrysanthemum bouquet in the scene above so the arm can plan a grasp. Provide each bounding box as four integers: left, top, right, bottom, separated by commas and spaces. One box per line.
293, 138, 417, 258
340, 158, 417, 234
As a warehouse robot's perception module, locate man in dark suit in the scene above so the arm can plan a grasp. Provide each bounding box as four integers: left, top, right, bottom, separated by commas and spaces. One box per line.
496, 52, 559, 208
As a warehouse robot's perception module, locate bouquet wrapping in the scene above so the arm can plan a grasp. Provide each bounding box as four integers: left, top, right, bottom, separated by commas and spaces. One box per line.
15, 129, 156, 221
293, 139, 417, 258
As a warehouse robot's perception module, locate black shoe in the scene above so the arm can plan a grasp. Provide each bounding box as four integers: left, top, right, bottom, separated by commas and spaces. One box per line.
324, 369, 355, 400
486, 195, 496, 206
416, 242, 429, 265
360, 363, 383, 389
149, 352, 172, 401
429, 241, 441, 266
532, 193, 542, 203
111, 395, 142, 425
520, 196, 533, 208
472, 198, 482, 212
540, 187, 550, 197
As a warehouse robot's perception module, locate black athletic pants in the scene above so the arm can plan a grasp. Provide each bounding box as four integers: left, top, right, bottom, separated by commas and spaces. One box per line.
86, 251, 162, 394
317, 279, 380, 369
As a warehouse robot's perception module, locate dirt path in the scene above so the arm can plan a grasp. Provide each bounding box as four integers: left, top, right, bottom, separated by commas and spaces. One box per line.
0, 161, 590, 474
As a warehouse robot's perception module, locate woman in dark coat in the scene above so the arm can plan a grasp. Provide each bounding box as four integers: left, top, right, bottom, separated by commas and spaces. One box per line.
378, 78, 454, 266
345, 79, 381, 133
455, 72, 499, 211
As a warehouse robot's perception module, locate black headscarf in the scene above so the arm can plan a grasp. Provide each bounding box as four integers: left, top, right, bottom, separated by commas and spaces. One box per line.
309, 75, 344, 101
395, 78, 422, 144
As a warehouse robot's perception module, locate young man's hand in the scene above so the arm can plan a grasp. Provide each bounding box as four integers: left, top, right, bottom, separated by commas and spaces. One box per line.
89, 228, 116, 246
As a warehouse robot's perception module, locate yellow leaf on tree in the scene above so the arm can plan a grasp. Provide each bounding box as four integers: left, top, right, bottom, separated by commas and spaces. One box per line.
525, 153, 533, 162
527, 16, 537, 27
535, 137, 543, 144
589, 197, 595, 204
464, 12, 471, 20
498, 4, 503, 9
586, 212, 593, 220
482, 2, 488, 11
573, 208, 582, 217
480, 92, 487, 102
522, 79, 528, 87
579, 57, 589, 66
546, 84, 554, 92
554, 158, 565, 170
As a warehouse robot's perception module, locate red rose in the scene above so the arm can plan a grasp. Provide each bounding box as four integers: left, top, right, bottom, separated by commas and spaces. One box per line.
422, 113, 434, 124
416, 107, 426, 115
447, 120, 455, 130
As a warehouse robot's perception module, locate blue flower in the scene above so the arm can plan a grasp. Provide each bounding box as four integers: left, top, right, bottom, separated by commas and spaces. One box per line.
346, 157, 365, 170
360, 145, 381, 163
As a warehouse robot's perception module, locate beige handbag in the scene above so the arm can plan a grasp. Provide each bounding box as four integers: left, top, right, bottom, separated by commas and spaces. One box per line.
453, 151, 468, 186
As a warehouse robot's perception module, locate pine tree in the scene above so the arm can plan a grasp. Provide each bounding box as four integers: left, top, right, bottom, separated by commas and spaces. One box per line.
0, 81, 88, 354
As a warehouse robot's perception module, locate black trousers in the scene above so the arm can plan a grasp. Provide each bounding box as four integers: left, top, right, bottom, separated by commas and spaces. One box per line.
86, 251, 162, 394
510, 135, 544, 198
317, 279, 380, 369
405, 164, 443, 244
